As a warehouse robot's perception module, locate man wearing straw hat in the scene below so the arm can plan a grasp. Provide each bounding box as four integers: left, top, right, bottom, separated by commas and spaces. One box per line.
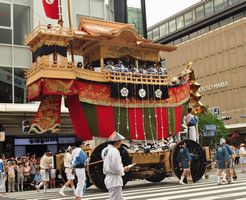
101, 131, 130, 200
220, 138, 234, 183
59, 146, 75, 196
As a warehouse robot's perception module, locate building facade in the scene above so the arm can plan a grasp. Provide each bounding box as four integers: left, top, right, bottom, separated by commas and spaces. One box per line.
148, 0, 246, 145
0, 0, 147, 156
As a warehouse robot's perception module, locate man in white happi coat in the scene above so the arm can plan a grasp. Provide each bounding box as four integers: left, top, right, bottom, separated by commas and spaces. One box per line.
185, 108, 199, 142
71, 140, 88, 200
36, 151, 53, 192
59, 146, 75, 196
101, 131, 130, 200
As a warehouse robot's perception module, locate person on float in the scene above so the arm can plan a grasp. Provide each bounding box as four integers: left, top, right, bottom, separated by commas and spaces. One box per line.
185, 108, 199, 142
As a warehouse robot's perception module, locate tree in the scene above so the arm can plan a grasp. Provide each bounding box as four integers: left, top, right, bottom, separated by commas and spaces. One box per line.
197, 112, 229, 147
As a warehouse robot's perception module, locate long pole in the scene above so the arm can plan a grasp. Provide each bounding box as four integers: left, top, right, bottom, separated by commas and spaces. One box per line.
67, 0, 74, 62
59, 0, 62, 19
67, 0, 72, 29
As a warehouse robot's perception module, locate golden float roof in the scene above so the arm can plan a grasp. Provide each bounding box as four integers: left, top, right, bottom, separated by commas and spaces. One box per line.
26, 17, 176, 54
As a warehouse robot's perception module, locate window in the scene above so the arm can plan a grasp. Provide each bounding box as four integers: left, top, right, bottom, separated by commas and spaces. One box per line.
14, 67, 27, 103
205, 1, 214, 16
0, 2, 12, 44
127, 0, 144, 36
168, 19, 176, 33
176, 15, 184, 30
184, 11, 194, 26
14, 4, 30, 45
214, 0, 227, 13
195, 5, 205, 21
147, 31, 153, 40
0, 3, 11, 27
0, 29, 12, 44
0, 67, 12, 103
152, 27, 159, 40
159, 23, 168, 37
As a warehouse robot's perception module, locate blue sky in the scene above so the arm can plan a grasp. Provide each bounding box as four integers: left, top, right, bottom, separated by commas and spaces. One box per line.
145, 0, 201, 27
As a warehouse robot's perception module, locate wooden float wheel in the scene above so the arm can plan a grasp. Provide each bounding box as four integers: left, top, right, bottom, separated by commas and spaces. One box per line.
145, 164, 166, 182
88, 142, 131, 191
172, 139, 206, 183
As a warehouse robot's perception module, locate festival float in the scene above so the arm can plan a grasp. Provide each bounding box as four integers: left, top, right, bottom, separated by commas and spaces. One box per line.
25, 17, 207, 190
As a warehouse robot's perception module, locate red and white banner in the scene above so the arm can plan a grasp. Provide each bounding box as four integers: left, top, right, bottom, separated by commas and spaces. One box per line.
42, 0, 59, 19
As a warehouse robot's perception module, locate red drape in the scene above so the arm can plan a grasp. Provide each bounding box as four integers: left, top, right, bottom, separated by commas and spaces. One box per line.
128, 108, 145, 140
66, 95, 93, 141
96, 106, 115, 138
175, 106, 182, 134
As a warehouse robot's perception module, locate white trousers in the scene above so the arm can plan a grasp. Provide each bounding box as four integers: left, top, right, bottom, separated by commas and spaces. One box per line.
108, 186, 124, 200
188, 126, 197, 142
74, 168, 86, 197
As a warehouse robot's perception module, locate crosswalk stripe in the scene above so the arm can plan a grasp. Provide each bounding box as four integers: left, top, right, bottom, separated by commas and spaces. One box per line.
4, 175, 246, 200
189, 192, 246, 200
146, 184, 246, 200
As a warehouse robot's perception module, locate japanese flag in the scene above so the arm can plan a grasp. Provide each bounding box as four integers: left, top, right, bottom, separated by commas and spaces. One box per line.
42, 0, 59, 19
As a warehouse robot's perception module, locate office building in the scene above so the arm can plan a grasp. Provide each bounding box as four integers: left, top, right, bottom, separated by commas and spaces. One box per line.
148, 0, 246, 144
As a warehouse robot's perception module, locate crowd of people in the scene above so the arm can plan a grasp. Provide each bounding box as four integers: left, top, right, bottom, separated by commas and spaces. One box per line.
0, 152, 58, 195
0, 140, 88, 200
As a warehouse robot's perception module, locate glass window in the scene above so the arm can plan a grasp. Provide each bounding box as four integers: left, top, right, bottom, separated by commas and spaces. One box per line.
205, 1, 214, 16
233, 11, 245, 20
220, 16, 233, 26
0, 3, 11, 27
173, 38, 181, 45
105, 0, 114, 21
168, 19, 176, 33
181, 35, 189, 42
176, 15, 184, 29
159, 23, 168, 37
147, 31, 153, 40
0, 67, 12, 103
195, 5, 205, 21
14, 4, 30, 45
210, 22, 220, 30
190, 31, 198, 39
152, 27, 159, 40
184, 11, 194, 26
14, 68, 27, 103
0, 29, 12, 44
214, 0, 227, 12
127, 0, 144, 36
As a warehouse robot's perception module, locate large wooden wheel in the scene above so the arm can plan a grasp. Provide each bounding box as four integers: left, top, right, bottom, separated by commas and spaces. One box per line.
145, 164, 166, 182
88, 142, 131, 191
172, 139, 206, 183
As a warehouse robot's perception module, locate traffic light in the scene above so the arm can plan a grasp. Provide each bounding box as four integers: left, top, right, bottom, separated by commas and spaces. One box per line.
22, 120, 30, 134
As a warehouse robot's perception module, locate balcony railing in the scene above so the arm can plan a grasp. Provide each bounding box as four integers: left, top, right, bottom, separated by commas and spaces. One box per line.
25, 25, 73, 45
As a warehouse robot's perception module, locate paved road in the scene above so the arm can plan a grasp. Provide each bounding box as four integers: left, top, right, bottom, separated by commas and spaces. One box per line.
1, 172, 246, 200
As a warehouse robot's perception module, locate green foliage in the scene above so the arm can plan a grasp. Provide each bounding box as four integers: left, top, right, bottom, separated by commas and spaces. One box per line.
198, 112, 229, 147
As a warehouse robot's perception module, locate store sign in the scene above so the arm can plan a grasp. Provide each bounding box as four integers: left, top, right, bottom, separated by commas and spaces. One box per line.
203, 125, 216, 137
199, 81, 229, 93
0, 69, 26, 89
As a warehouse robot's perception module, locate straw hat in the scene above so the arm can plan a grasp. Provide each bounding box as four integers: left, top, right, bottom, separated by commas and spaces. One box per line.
220, 138, 226, 145
66, 146, 72, 151
108, 131, 125, 142
239, 143, 245, 147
